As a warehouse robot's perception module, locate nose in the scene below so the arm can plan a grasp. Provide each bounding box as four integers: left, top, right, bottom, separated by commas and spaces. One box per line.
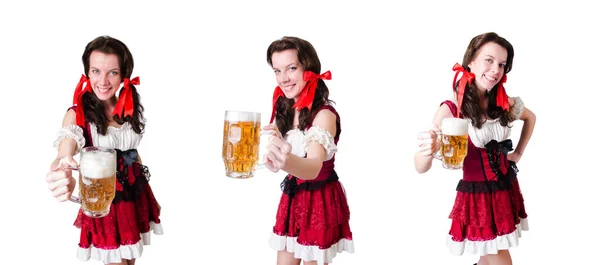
277, 71, 290, 84
491, 64, 500, 74
99, 74, 110, 85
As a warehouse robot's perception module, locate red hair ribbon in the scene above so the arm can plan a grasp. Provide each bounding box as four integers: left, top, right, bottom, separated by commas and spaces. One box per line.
269, 70, 332, 123
496, 75, 509, 111
112, 77, 140, 119
72, 75, 93, 127
452, 63, 475, 117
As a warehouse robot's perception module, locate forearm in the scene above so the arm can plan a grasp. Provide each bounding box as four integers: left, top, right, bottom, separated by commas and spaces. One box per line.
282, 155, 323, 181
56, 139, 78, 160
514, 113, 536, 156
414, 152, 434, 174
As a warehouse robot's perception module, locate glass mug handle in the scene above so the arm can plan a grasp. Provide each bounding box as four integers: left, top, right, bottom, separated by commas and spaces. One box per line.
66, 166, 82, 204
432, 131, 442, 160
255, 129, 279, 170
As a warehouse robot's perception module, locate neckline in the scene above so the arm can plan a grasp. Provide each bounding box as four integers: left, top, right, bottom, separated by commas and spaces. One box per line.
91, 122, 130, 131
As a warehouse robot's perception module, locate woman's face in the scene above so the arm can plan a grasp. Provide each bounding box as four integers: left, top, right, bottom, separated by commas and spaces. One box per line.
271, 49, 306, 101
88, 51, 122, 102
468, 42, 508, 92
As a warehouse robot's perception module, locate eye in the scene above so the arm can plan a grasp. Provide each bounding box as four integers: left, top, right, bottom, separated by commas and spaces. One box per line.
91, 69, 99, 74
274, 69, 280, 74
484, 58, 493, 63
110, 71, 119, 75
289, 66, 297, 71
499, 63, 506, 68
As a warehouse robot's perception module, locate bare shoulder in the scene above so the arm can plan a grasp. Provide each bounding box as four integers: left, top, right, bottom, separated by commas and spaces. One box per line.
312, 108, 337, 136
433, 103, 454, 129
62, 108, 77, 127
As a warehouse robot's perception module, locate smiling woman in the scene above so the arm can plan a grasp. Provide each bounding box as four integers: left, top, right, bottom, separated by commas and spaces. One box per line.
414, 32, 536, 265
45, 36, 163, 265
264, 36, 354, 265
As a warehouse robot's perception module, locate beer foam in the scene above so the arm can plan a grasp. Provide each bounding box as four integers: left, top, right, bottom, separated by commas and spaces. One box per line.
441, 118, 469, 136
80, 151, 116, 179
225, 111, 261, 122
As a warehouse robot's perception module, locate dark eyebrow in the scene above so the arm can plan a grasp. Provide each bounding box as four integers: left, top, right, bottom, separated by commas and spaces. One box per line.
90, 67, 120, 70
273, 63, 297, 71
484, 54, 507, 64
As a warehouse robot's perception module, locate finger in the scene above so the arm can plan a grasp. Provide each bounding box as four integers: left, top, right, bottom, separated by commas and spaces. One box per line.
46, 171, 68, 183
266, 146, 283, 161
48, 177, 70, 192
429, 129, 440, 137
417, 145, 433, 154
417, 139, 435, 147
419, 150, 433, 157
264, 153, 279, 172
263, 124, 283, 138
57, 193, 70, 202
269, 136, 289, 149
416, 132, 436, 140
66, 156, 79, 168
52, 185, 70, 197
262, 123, 276, 131
265, 152, 284, 168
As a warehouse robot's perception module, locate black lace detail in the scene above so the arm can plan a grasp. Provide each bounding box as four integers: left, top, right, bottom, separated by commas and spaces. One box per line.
484, 139, 518, 179
112, 149, 151, 203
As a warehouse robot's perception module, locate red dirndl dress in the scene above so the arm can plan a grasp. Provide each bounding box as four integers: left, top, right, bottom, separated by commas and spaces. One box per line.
72, 112, 162, 263
268, 105, 354, 265
442, 100, 528, 256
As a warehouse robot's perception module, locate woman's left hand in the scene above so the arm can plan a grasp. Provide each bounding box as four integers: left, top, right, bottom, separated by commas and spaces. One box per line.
507, 152, 522, 164
262, 123, 292, 172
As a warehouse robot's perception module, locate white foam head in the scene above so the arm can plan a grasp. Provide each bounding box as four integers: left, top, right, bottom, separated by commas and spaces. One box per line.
80, 148, 116, 179
441, 118, 469, 136
225, 110, 261, 122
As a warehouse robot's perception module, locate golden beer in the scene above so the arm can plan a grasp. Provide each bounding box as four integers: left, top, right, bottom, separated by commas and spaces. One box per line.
78, 147, 116, 218
222, 111, 261, 178
440, 118, 469, 169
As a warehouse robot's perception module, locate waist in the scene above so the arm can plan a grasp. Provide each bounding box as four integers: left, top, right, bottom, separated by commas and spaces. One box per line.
281, 170, 339, 195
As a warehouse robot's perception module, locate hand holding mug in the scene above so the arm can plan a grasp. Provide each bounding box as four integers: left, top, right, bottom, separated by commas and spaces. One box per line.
46, 155, 78, 202
416, 129, 440, 157
262, 123, 291, 172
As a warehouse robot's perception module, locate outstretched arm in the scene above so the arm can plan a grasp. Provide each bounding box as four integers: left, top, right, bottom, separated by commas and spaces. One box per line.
264, 109, 337, 180
46, 109, 80, 201
414, 104, 454, 174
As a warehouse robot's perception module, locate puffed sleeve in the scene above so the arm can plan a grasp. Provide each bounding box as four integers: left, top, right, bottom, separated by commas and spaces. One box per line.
304, 126, 338, 160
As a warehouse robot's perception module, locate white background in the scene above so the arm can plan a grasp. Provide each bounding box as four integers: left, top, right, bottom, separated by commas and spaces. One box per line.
1, 0, 598, 264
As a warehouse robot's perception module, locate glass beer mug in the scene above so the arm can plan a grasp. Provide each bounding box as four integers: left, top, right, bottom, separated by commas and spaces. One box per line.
222, 110, 273, 179
435, 117, 469, 169
69, 146, 117, 218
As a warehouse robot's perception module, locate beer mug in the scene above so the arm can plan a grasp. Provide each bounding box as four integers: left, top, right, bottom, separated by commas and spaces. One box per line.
222, 110, 273, 179
435, 117, 469, 169
69, 146, 117, 218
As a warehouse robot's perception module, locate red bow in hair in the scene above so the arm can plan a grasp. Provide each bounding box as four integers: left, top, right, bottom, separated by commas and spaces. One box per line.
269, 70, 331, 123
112, 77, 140, 119
72, 75, 93, 127
452, 63, 475, 117
496, 75, 510, 111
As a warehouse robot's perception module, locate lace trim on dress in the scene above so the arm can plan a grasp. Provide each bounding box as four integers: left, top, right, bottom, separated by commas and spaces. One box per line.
53, 124, 85, 154
510, 97, 524, 120
304, 126, 338, 160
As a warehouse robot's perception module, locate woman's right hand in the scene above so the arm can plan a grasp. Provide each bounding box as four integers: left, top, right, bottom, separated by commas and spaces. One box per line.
416, 129, 440, 157
46, 156, 78, 202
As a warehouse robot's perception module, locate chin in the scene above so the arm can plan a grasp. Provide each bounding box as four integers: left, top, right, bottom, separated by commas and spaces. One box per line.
284, 92, 300, 99
94, 94, 116, 102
